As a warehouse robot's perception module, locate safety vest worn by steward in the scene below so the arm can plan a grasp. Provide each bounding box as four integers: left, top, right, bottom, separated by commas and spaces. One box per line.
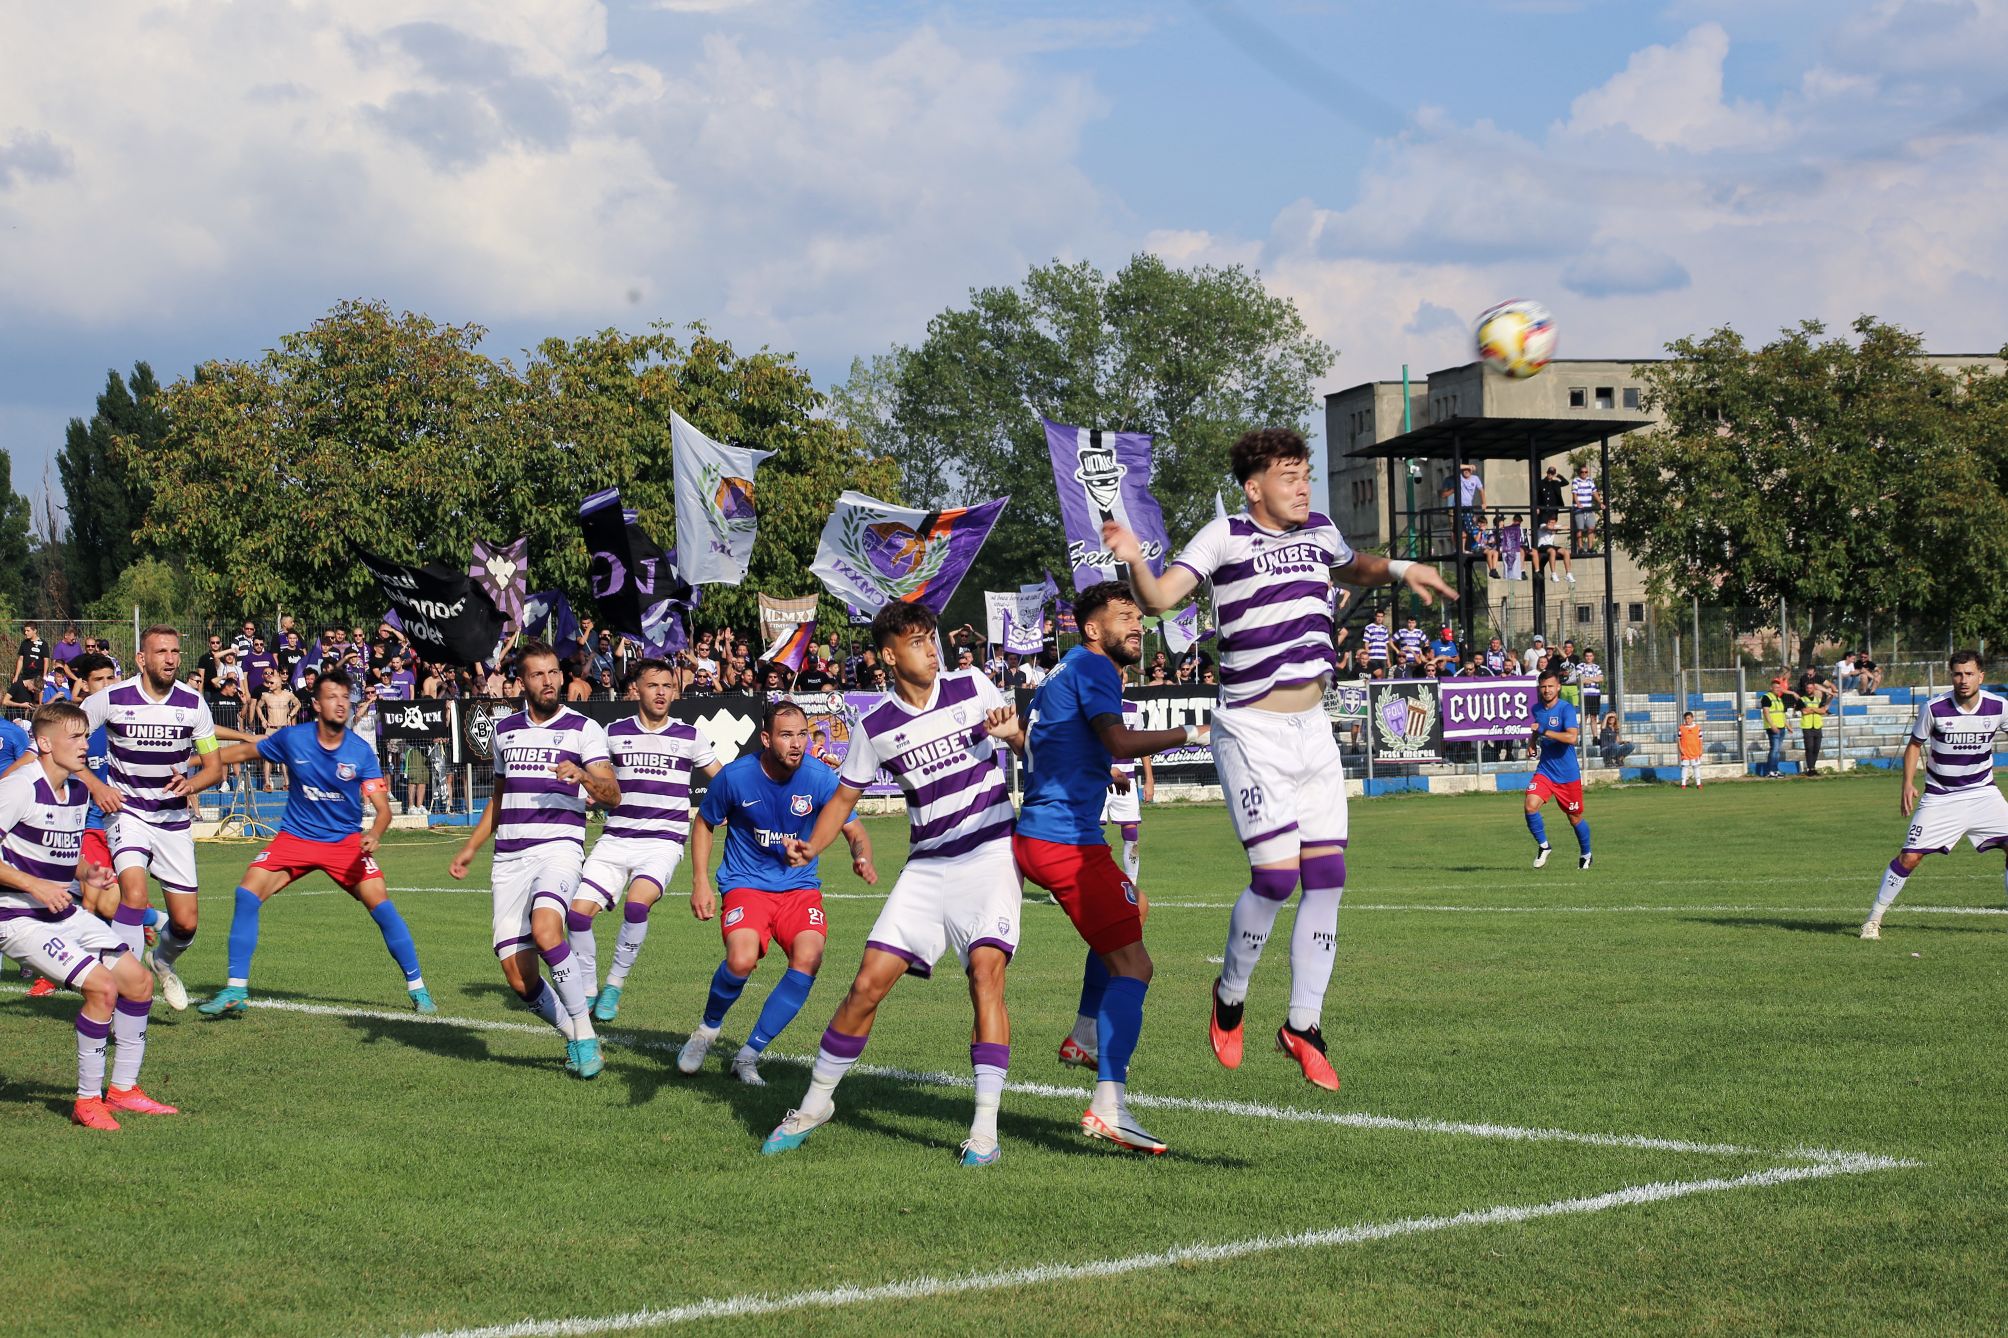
1800, 696, 1826, 731
1761, 691, 1790, 730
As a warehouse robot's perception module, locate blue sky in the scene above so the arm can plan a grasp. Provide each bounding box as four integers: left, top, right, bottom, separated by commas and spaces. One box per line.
1, 0, 2003, 517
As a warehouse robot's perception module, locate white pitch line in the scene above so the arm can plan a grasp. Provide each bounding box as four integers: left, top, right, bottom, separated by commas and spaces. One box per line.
401, 1154, 1914, 1338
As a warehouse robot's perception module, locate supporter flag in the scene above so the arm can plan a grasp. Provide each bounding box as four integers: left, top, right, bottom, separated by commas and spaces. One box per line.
1164, 603, 1213, 656
521, 590, 581, 657
672, 410, 774, 585
761, 618, 817, 675
1215, 491, 1229, 522
1043, 417, 1171, 592
580, 488, 692, 657
811, 490, 1007, 616
986, 590, 1045, 655
468, 536, 530, 631
844, 600, 876, 627
758, 593, 819, 645
353, 548, 509, 668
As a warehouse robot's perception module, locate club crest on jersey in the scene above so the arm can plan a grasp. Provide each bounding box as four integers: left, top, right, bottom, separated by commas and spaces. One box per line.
997, 917, 1011, 935
790, 794, 812, 816
174, 709, 187, 723
952, 706, 969, 725
723, 906, 745, 928
336, 762, 358, 781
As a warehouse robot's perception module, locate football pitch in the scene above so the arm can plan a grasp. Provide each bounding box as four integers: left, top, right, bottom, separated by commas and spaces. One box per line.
7, 772, 2005, 1336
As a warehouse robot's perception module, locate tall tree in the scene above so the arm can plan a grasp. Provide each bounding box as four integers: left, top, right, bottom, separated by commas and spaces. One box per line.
1609, 318, 2008, 659
0, 448, 34, 620
858, 254, 1334, 613
58, 362, 165, 609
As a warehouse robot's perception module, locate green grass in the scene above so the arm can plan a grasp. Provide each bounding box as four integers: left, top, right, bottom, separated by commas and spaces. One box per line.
6, 772, 2006, 1335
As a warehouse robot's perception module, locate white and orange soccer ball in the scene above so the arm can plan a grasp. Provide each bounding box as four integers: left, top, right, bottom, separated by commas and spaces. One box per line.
1474, 299, 1558, 379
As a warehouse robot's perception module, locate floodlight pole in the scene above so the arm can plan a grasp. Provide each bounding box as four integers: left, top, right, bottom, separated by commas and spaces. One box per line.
1600, 432, 1620, 721
1402, 363, 1417, 625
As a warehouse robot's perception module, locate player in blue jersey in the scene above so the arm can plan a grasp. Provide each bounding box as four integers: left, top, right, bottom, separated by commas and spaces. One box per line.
1014, 581, 1210, 1154
197, 667, 434, 1015
675, 701, 874, 1086
1526, 668, 1592, 870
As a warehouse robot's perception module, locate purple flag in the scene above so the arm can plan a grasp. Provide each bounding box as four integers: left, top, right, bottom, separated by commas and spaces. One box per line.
521, 590, 580, 658
1043, 418, 1171, 592
468, 536, 529, 630
762, 618, 817, 674
811, 490, 1008, 616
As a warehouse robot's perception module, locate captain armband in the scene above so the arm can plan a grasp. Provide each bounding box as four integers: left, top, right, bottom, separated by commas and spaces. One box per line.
361, 778, 389, 797
193, 736, 220, 755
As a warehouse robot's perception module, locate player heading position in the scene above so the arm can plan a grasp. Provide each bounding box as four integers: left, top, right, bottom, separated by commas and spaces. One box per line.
1526, 668, 1592, 870
1016, 581, 1208, 1154
450, 641, 621, 1077
1105, 428, 1454, 1092
81, 625, 224, 1011
676, 701, 873, 1085
199, 667, 434, 1016
568, 659, 720, 1022
0, 703, 176, 1128
762, 601, 1026, 1165
1863, 650, 2008, 940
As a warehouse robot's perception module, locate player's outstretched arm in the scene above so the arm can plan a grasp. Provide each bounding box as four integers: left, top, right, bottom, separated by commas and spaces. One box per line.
689, 814, 718, 920
786, 783, 864, 867
841, 817, 876, 886
449, 786, 500, 879
214, 741, 262, 767
1335, 552, 1458, 607
1094, 713, 1208, 761
1101, 522, 1199, 614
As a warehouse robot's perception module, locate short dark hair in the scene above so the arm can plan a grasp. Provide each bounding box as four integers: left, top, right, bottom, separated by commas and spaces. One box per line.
1073, 580, 1137, 633
762, 700, 807, 731
629, 657, 674, 683
69, 653, 115, 679
1949, 649, 1982, 670
1229, 427, 1311, 484
871, 599, 938, 652
317, 666, 353, 692
517, 639, 560, 670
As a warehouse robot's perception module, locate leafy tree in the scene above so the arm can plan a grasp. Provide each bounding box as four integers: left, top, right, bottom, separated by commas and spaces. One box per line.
1609, 317, 2008, 661
84, 556, 203, 625
0, 447, 37, 620
59, 362, 165, 609
853, 254, 1334, 618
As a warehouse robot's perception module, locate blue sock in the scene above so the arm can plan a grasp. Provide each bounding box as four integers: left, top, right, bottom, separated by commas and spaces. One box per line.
747, 968, 815, 1054
1077, 950, 1109, 1020
226, 886, 262, 985
1526, 811, 1548, 846
369, 900, 424, 984
141, 907, 162, 929
702, 961, 749, 1029
1096, 976, 1149, 1084
1574, 819, 1592, 855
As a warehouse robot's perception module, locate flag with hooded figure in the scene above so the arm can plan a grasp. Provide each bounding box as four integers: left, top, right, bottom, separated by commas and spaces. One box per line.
811, 490, 1008, 616
579, 488, 695, 658
353, 549, 510, 669
673, 410, 775, 585
468, 536, 530, 631
1043, 417, 1172, 592
761, 618, 817, 675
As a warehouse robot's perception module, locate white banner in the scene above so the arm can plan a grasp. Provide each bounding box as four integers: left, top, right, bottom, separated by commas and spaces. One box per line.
672, 410, 775, 585
985, 590, 1046, 654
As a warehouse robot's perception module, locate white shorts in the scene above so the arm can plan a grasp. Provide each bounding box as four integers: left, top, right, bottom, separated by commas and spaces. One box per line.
578, 834, 685, 909
1903, 785, 2008, 854
0, 906, 125, 987
1101, 783, 1141, 826
864, 839, 1021, 979
1211, 703, 1349, 866
491, 846, 585, 957
109, 811, 198, 896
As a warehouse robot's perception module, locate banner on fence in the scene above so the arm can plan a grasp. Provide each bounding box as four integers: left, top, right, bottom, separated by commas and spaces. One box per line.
1437, 676, 1538, 742
1368, 679, 1445, 765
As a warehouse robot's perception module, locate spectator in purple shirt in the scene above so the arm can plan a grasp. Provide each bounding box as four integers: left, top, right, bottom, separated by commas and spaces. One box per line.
242, 635, 278, 696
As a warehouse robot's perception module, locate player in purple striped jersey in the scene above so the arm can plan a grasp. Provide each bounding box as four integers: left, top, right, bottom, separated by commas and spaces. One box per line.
0, 703, 177, 1129
763, 600, 1027, 1165
80, 625, 224, 1011
450, 642, 621, 1077
1105, 427, 1453, 1091
568, 659, 721, 1022
1863, 650, 2008, 939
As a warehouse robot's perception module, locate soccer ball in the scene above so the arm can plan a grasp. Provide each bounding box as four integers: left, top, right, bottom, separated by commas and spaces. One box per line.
1474, 299, 1558, 379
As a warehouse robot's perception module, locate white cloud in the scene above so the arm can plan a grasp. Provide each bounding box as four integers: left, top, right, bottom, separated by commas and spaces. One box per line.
1561, 23, 1788, 151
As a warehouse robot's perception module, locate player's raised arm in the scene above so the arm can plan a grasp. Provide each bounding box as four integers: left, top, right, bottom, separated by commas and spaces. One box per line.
1334, 551, 1459, 607
1093, 712, 1207, 761
1101, 522, 1199, 615
786, 781, 865, 867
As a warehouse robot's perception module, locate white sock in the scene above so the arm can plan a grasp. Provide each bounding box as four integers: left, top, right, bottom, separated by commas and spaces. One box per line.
1287, 887, 1342, 1031
406, 976, 426, 993
733, 1043, 759, 1066
523, 980, 565, 1035
1069, 1014, 1098, 1050
544, 951, 595, 1040
802, 1043, 859, 1118
567, 926, 598, 993
110, 917, 143, 958
1870, 861, 1908, 922
1219, 888, 1286, 1005
607, 914, 652, 988
76, 1014, 109, 1099
154, 923, 194, 968
971, 1062, 1006, 1143
1091, 1078, 1124, 1118
110, 999, 150, 1088
1120, 840, 1140, 883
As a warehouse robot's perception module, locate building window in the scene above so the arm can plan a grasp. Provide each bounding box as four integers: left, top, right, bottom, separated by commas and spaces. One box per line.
1569, 387, 1586, 409
1628, 602, 1646, 623
1594, 387, 1614, 410
1622, 387, 1640, 410
1576, 604, 1593, 625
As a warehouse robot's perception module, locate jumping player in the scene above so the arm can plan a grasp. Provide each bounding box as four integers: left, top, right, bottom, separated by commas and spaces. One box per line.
675, 702, 873, 1085
1015, 581, 1209, 1154
761, 601, 1025, 1165
1105, 427, 1454, 1093
1526, 668, 1593, 870
1862, 650, 2007, 940
0, 702, 176, 1128
80, 626, 224, 1011
450, 641, 621, 1078
197, 668, 434, 1016
568, 659, 721, 1022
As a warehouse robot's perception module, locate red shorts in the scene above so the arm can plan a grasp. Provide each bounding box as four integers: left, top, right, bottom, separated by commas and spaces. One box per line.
250, 831, 384, 891
721, 887, 827, 958
1012, 833, 1142, 956
81, 828, 111, 870
1528, 774, 1585, 817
